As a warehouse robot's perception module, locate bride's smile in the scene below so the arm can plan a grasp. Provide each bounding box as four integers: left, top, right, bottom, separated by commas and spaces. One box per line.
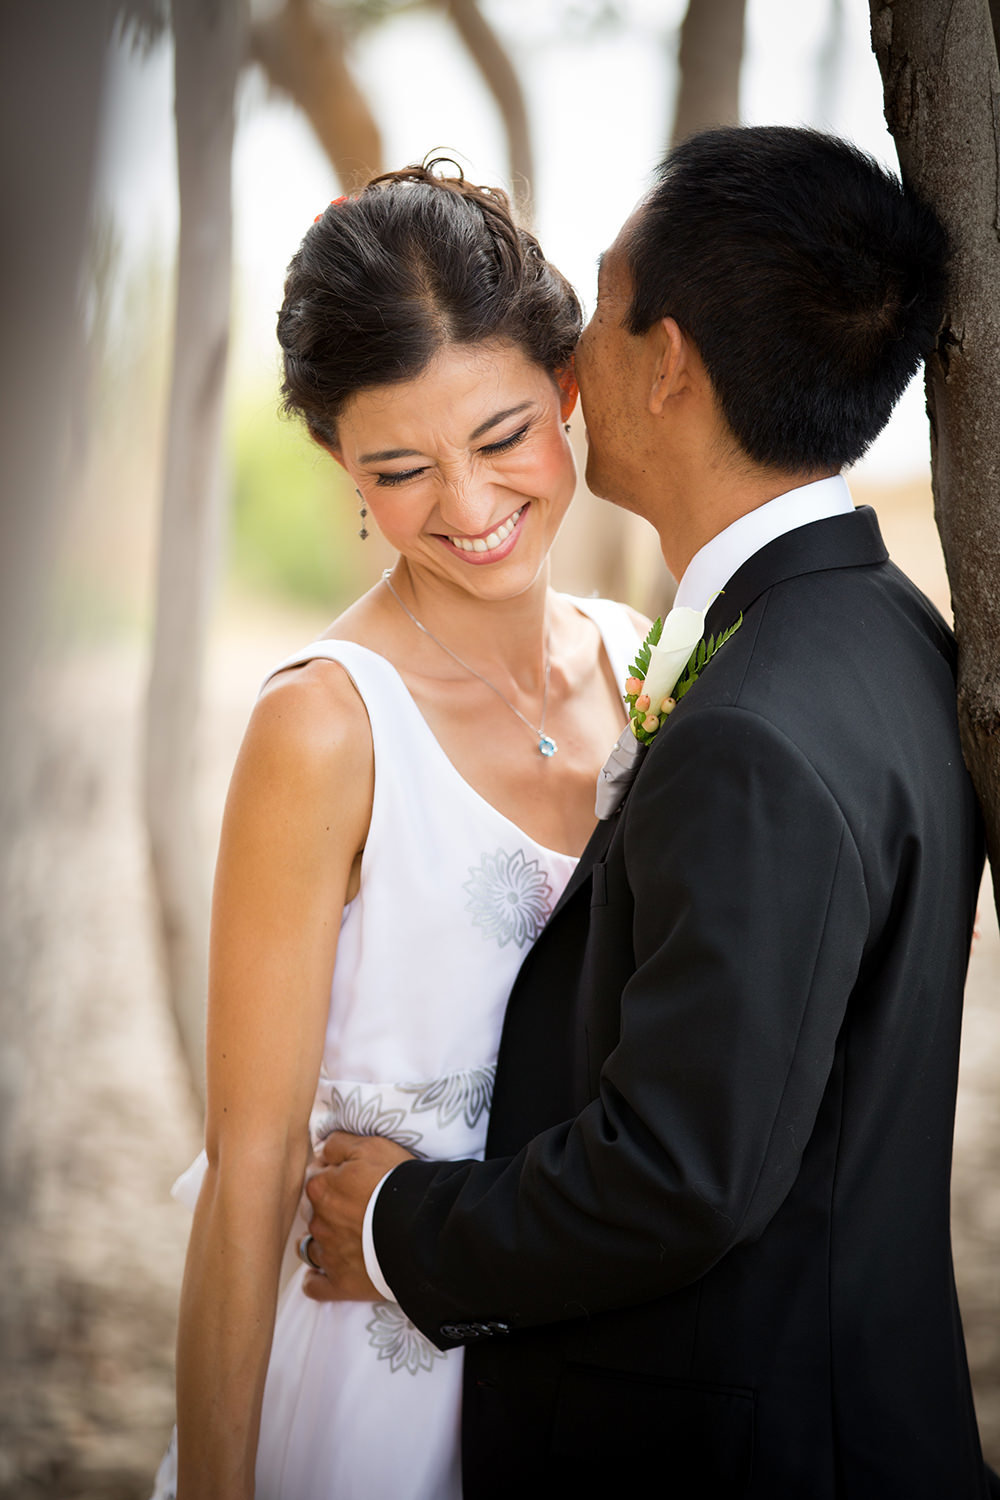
437, 501, 527, 561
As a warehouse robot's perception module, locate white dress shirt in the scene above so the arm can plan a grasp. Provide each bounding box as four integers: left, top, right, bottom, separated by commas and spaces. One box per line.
361, 471, 855, 1302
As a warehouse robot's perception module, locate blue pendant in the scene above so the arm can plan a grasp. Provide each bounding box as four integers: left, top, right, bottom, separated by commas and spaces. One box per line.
538, 734, 557, 757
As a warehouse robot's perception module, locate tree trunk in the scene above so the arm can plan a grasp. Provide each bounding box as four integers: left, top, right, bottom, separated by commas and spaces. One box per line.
869, 0, 1000, 919
147, 0, 245, 1105
816, 0, 846, 124
250, 0, 382, 189
671, 0, 747, 145
0, 0, 112, 1456
445, 0, 535, 213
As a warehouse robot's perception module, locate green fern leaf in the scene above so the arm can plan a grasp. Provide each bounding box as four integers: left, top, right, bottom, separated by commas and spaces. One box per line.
629, 616, 663, 682
669, 612, 744, 706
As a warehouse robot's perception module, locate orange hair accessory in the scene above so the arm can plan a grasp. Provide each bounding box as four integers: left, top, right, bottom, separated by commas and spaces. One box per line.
313, 195, 349, 224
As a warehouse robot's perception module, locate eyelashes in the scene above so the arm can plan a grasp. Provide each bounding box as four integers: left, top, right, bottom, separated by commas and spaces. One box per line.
480, 422, 530, 456
372, 423, 532, 487
374, 467, 426, 488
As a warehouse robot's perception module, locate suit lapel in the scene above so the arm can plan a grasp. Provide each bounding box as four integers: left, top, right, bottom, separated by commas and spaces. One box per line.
600, 507, 890, 825
703, 505, 888, 640
541, 510, 889, 924
548, 811, 617, 921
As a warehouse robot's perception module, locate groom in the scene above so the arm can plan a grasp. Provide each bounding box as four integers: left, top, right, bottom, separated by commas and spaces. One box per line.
304, 127, 993, 1497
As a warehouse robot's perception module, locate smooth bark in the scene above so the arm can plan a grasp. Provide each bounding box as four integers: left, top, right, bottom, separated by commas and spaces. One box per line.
0, 0, 112, 1456
250, 0, 382, 189
147, 0, 245, 1103
446, 0, 535, 212
672, 0, 747, 145
870, 0, 1000, 917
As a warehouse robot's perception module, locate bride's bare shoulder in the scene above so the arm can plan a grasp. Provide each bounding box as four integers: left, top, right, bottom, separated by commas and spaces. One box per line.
622, 602, 651, 636
236, 577, 405, 806
553, 591, 651, 649
241, 650, 373, 805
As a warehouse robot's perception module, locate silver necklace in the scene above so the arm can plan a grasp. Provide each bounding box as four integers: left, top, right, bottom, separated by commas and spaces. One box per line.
381, 569, 557, 757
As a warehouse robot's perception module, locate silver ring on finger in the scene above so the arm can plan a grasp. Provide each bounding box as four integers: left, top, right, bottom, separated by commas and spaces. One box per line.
297, 1232, 324, 1273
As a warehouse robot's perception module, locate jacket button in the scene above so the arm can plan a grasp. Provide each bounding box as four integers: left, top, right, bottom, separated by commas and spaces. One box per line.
439, 1323, 466, 1339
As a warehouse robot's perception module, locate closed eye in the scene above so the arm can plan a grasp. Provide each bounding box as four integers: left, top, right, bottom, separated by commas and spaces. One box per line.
373, 421, 531, 484
374, 466, 429, 487
480, 423, 530, 457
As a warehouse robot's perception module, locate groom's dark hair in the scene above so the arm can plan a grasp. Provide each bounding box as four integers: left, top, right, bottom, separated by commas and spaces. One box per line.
625, 126, 949, 471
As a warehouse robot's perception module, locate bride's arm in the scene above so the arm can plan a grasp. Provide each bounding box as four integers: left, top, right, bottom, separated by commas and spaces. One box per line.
174, 661, 373, 1500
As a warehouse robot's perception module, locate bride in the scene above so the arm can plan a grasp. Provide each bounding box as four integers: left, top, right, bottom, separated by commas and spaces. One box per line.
153, 163, 644, 1499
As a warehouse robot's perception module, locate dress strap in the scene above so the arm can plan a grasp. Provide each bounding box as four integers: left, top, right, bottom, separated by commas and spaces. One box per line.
562, 595, 642, 687
259, 638, 436, 790
261, 638, 389, 696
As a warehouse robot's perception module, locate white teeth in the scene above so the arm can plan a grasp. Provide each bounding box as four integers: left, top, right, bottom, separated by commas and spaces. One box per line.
449, 507, 523, 553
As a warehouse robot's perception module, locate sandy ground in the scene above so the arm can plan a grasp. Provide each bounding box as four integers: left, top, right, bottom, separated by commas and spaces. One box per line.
1, 485, 998, 1495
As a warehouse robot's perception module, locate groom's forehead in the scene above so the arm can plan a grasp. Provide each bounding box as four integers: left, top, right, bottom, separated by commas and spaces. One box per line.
601, 208, 645, 279
595, 240, 632, 300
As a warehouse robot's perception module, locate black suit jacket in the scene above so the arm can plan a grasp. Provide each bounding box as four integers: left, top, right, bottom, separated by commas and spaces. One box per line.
374, 508, 990, 1498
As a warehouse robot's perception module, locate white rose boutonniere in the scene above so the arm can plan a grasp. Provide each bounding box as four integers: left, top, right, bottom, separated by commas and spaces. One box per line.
624, 603, 744, 745
595, 597, 744, 818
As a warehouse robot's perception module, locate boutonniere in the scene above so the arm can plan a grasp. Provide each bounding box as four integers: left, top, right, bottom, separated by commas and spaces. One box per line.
624, 603, 743, 744
595, 597, 744, 819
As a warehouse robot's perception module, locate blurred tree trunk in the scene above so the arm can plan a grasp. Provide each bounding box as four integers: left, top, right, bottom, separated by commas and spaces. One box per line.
672, 0, 747, 145
815, 0, 845, 123
446, 0, 535, 213
870, 0, 1000, 919
146, 0, 245, 1106
250, 0, 382, 188
0, 0, 112, 1459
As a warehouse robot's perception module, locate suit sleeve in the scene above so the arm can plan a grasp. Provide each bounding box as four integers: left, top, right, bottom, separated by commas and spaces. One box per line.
374, 704, 870, 1345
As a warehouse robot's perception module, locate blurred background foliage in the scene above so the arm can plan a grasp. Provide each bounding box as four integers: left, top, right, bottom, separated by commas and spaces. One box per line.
228, 392, 357, 611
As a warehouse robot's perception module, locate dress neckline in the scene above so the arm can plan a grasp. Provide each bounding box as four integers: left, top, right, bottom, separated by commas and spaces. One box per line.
308, 596, 629, 865
335, 639, 581, 863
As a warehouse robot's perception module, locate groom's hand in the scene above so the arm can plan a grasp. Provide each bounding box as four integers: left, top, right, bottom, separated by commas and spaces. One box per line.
302, 1131, 415, 1302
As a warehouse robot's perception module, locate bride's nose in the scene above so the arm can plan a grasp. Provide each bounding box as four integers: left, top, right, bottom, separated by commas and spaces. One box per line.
435, 473, 503, 537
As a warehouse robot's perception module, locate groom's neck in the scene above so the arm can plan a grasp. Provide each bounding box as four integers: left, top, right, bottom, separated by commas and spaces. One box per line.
654, 456, 836, 583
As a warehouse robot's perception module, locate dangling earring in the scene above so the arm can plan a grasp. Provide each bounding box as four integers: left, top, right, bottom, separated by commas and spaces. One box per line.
564, 422, 571, 433
356, 488, 369, 541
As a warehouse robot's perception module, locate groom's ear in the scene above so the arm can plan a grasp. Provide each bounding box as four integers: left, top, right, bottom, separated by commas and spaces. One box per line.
647, 317, 692, 415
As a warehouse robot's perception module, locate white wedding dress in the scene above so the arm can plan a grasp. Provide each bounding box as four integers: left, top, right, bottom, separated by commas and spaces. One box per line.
151, 597, 639, 1500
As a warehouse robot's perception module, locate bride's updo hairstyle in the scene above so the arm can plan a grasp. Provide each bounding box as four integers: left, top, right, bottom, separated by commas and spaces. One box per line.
278, 162, 582, 445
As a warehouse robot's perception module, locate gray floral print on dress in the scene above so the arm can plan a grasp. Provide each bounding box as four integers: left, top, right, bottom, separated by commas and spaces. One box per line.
398, 1065, 495, 1131
366, 1302, 446, 1375
314, 1084, 425, 1153
463, 848, 554, 948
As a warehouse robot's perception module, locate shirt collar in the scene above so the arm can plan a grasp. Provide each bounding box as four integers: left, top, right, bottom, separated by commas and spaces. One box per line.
672, 474, 855, 612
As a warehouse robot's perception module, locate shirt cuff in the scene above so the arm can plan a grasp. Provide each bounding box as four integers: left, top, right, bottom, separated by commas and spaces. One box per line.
362, 1168, 398, 1302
